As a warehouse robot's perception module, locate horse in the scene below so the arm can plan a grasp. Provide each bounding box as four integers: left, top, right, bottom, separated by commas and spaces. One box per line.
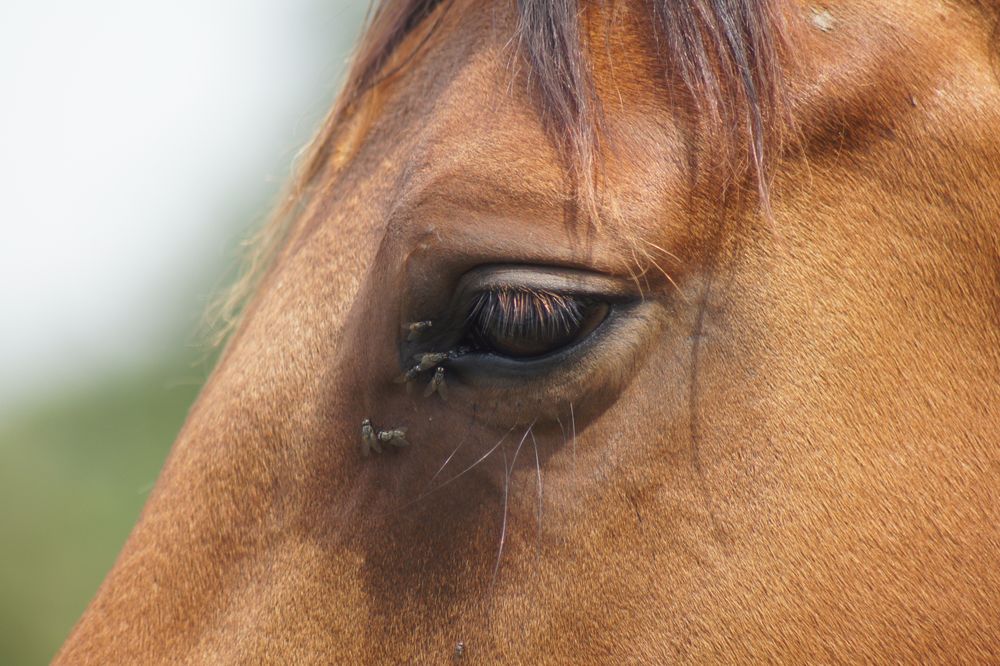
57, 0, 1000, 662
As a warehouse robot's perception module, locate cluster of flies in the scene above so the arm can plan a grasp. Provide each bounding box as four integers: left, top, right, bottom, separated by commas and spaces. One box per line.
359, 319, 466, 457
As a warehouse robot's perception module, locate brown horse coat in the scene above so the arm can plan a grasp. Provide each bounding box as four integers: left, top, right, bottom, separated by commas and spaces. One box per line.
58, 1, 1000, 662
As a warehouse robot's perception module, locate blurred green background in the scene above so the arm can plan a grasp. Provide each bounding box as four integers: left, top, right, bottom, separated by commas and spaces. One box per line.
0, 358, 206, 664
0, 2, 365, 662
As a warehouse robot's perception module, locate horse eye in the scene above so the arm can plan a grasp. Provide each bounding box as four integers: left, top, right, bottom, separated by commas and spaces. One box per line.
465, 287, 609, 359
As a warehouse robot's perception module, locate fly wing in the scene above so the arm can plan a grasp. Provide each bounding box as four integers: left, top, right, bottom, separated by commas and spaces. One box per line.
437, 377, 448, 402
361, 429, 374, 457
366, 429, 383, 454
392, 428, 409, 447
423, 380, 436, 398
406, 321, 431, 341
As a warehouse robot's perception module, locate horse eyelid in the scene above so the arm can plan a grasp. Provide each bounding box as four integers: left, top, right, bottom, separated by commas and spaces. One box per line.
468, 288, 587, 340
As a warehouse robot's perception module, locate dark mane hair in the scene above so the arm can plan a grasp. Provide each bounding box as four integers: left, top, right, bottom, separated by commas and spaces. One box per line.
209, 0, 789, 345
329, 0, 788, 199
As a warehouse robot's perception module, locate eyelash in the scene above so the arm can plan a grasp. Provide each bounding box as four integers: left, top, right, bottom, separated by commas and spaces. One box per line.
466, 288, 586, 338
467, 288, 584, 340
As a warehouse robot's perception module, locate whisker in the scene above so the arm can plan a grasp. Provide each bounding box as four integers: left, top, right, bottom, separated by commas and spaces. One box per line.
391, 424, 516, 514
638, 236, 682, 264
626, 242, 648, 301
492, 422, 534, 585
426, 408, 477, 488
427, 433, 468, 488
440, 424, 515, 489
530, 428, 542, 541
509, 421, 533, 474
570, 402, 577, 465
492, 436, 511, 587
637, 239, 688, 302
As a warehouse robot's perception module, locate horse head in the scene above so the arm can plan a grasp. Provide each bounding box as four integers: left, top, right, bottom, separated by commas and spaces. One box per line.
58, 1, 1000, 661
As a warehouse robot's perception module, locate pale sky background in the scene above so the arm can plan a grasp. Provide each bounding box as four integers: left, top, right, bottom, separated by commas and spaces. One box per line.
0, 1, 368, 413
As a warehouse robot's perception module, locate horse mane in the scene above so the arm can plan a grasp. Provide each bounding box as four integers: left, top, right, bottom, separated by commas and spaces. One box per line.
209, 0, 789, 346
331, 0, 789, 200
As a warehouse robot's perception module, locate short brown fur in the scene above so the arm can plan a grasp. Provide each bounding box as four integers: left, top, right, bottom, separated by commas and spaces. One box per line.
60, 1, 1000, 663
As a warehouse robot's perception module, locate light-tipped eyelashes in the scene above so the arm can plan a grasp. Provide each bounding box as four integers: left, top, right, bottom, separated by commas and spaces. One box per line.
467, 287, 585, 343
464, 287, 608, 359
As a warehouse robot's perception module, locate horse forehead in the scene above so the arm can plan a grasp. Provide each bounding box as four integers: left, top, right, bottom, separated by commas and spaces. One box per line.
384, 65, 685, 236
383, 52, 565, 216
